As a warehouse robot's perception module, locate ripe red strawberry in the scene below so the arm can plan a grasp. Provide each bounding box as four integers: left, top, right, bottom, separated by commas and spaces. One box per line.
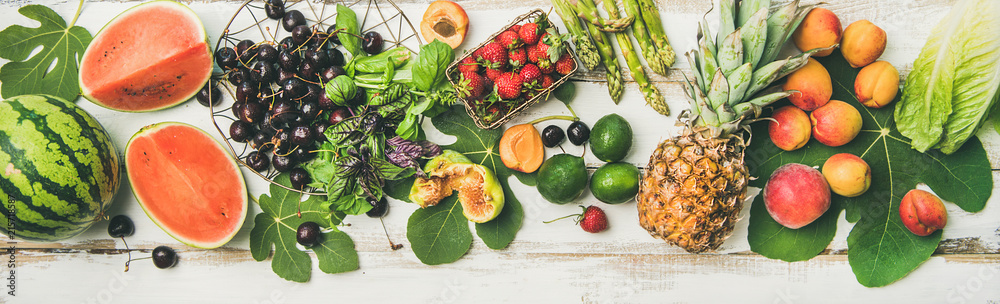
579, 206, 608, 233
485, 67, 504, 82
539, 74, 555, 89
458, 56, 480, 74
456, 71, 484, 99
496, 30, 522, 50
519, 64, 541, 85
509, 24, 522, 34
478, 42, 508, 69
494, 72, 523, 100
555, 54, 575, 75
509, 47, 527, 67
533, 43, 551, 66
518, 23, 540, 45
538, 62, 554, 75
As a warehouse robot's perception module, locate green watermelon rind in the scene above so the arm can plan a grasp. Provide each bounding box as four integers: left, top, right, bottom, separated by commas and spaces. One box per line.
79, 0, 212, 113
124, 122, 248, 249
0, 94, 121, 242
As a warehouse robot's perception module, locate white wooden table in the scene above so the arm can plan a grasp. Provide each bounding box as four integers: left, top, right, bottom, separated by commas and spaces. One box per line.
2, 0, 998, 303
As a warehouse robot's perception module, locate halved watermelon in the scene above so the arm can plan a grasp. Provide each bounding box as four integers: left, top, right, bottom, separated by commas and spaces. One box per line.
125, 122, 247, 249
80, 0, 212, 112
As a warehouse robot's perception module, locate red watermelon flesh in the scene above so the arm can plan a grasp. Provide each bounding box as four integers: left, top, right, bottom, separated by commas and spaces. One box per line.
80, 0, 212, 112
125, 122, 247, 249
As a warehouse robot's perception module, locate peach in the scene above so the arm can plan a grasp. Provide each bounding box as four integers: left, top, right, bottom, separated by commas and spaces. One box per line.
822, 153, 871, 197
854, 61, 899, 108
841, 20, 887, 68
420, 0, 469, 49
899, 189, 948, 236
792, 8, 842, 57
769, 106, 812, 151
783, 58, 833, 111
810, 100, 862, 147
763, 163, 832, 229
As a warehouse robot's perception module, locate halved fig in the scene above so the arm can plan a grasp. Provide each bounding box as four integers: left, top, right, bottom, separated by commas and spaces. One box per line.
409, 150, 504, 223
420, 0, 469, 49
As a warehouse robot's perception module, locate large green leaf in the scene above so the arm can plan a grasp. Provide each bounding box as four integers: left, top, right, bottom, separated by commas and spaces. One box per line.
746, 50, 993, 287
0, 5, 92, 101
335, 4, 361, 58
405, 196, 472, 265
249, 174, 357, 282
895, 0, 1000, 154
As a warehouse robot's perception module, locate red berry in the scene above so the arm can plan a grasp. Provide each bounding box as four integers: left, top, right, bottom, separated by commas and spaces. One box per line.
457, 71, 485, 99
485, 68, 504, 81
579, 206, 608, 233
519, 64, 541, 85
509, 24, 522, 34
509, 47, 527, 67
479, 42, 509, 69
494, 72, 524, 100
539, 74, 555, 89
555, 54, 576, 75
458, 56, 479, 74
496, 30, 522, 50
518, 23, 540, 45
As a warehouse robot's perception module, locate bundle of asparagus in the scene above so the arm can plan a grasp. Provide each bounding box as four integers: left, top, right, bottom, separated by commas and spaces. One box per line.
550, 0, 674, 115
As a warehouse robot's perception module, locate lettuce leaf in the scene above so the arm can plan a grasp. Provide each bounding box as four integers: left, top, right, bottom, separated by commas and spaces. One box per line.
895, 0, 1000, 154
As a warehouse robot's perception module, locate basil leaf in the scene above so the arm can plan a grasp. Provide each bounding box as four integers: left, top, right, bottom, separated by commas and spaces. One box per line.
335, 4, 361, 57
371, 157, 414, 180
413, 40, 455, 92
325, 75, 357, 107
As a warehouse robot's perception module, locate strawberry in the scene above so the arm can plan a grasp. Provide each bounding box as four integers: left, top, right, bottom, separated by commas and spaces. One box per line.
519, 64, 541, 86
518, 22, 540, 45
494, 72, 524, 100
456, 71, 484, 99
579, 206, 608, 233
555, 54, 575, 75
509, 47, 527, 67
496, 30, 522, 50
485, 67, 504, 82
532, 42, 551, 66
509, 24, 522, 34
457, 56, 480, 74
539, 74, 555, 89
478, 42, 508, 70
538, 61, 554, 75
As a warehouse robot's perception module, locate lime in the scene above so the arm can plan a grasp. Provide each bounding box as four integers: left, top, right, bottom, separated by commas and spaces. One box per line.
537, 154, 588, 204
589, 162, 640, 204
589, 113, 632, 162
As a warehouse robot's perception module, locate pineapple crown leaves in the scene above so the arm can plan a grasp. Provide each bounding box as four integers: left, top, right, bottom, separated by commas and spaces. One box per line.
681, 0, 821, 137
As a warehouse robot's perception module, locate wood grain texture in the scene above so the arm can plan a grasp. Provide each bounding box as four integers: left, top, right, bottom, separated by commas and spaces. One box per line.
1, 0, 998, 303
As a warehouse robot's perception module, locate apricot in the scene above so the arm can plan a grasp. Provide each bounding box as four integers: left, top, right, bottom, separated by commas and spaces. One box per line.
792, 8, 842, 57
822, 153, 871, 197
899, 189, 948, 236
763, 163, 831, 229
420, 0, 469, 49
783, 58, 833, 111
854, 60, 899, 108
841, 20, 887, 68
768, 106, 812, 151
810, 100, 862, 147
499, 124, 544, 173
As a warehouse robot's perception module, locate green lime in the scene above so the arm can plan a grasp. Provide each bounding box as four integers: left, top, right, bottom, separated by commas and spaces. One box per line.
589, 162, 640, 204
537, 153, 588, 204
589, 113, 632, 162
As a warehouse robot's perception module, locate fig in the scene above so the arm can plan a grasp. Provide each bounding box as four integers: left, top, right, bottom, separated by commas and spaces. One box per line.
409, 150, 505, 223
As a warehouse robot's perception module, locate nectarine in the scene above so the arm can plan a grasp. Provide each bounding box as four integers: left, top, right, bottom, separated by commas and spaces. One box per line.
420, 0, 469, 49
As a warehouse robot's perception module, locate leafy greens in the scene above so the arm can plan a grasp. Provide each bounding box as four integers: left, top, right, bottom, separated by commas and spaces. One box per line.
894, 0, 1000, 154
0, 4, 92, 101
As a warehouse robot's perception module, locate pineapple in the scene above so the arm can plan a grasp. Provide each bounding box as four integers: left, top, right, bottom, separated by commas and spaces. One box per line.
637, 0, 823, 253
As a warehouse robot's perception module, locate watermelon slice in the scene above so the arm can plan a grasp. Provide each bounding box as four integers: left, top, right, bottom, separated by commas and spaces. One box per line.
125, 122, 247, 249
80, 0, 212, 112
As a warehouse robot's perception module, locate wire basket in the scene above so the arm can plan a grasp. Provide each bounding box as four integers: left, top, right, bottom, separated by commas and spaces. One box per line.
445, 9, 579, 130
208, 0, 422, 195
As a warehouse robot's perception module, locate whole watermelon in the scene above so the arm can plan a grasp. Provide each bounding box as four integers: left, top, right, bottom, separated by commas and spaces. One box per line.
0, 95, 121, 242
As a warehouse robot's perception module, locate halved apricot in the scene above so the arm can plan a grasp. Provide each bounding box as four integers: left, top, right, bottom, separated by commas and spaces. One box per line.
420, 0, 469, 49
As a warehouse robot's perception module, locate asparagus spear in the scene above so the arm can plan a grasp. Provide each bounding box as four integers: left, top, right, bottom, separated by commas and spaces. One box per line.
621, 0, 669, 76
575, 0, 634, 32
573, 0, 624, 103
636, 0, 676, 72
551, 0, 601, 71
598, 0, 668, 115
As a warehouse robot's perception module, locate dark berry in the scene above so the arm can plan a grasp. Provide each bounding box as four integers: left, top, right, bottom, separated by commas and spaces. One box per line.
270, 100, 298, 124
239, 102, 265, 124
326, 24, 342, 45
292, 144, 316, 162
272, 154, 297, 172
362, 31, 384, 55
567, 121, 590, 145
541, 125, 565, 147
278, 50, 300, 71
328, 49, 345, 66
249, 132, 273, 153
319, 66, 344, 82
290, 125, 313, 146
230, 121, 254, 142
279, 36, 298, 52
366, 196, 388, 218
107, 215, 134, 238
291, 25, 312, 45
256, 44, 279, 63
313, 121, 330, 142
282, 10, 305, 32
235, 81, 258, 104
265, 0, 285, 19
296, 222, 320, 247
152, 246, 178, 269
289, 168, 311, 190
281, 78, 307, 100
303, 49, 329, 68
328, 106, 351, 125
245, 150, 270, 172
300, 101, 321, 121
196, 82, 221, 107
228, 68, 252, 86
236, 39, 257, 64
250, 61, 277, 83
215, 47, 238, 70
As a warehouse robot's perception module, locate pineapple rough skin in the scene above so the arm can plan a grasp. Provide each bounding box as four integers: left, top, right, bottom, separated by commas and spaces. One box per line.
637, 127, 748, 253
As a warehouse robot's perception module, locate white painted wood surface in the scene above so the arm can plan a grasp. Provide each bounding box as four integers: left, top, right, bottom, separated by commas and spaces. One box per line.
1, 0, 999, 303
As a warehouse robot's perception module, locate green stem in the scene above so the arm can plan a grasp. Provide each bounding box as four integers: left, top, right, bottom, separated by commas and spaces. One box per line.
551, 0, 601, 70
621, 0, 668, 76
602, 0, 668, 116
636, 0, 676, 70
70, 0, 84, 27
576, 0, 624, 103
528, 115, 578, 125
